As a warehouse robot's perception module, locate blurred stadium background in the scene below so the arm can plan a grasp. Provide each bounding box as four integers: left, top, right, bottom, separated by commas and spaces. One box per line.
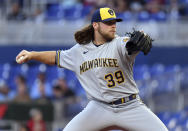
0, 0, 188, 131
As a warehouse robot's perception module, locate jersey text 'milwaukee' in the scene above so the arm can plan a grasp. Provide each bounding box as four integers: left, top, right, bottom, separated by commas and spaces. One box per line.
80, 58, 119, 74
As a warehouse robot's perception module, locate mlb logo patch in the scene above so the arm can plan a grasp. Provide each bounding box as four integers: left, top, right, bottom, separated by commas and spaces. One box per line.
123, 38, 129, 43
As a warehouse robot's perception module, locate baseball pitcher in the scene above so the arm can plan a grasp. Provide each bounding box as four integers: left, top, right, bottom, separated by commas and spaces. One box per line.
16, 7, 168, 131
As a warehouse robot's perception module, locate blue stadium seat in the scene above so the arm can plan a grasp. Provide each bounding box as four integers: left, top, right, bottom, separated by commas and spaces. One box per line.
134, 65, 151, 80
56, 67, 66, 78
180, 70, 188, 90
63, 69, 85, 96
137, 11, 150, 22
27, 65, 41, 87
165, 65, 181, 73
152, 74, 177, 94
7, 65, 19, 90
3, 64, 28, 91
64, 69, 78, 90
46, 66, 58, 84
151, 11, 168, 22
9, 64, 29, 80
117, 11, 133, 22
74, 80, 85, 97
167, 117, 178, 130
150, 64, 165, 77
138, 81, 150, 98
157, 110, 188, 130
178, 118, 188, 130
157, 111, 171, 126
175, 110, 188, 130
81, 5, 92, 18
0, 64, 3, 79
45, 3, 64, 21
63, 4, 83, 21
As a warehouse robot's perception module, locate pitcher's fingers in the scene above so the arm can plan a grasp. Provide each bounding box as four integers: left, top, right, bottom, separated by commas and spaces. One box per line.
16, 50, 27, 60
16, 55, 28, 64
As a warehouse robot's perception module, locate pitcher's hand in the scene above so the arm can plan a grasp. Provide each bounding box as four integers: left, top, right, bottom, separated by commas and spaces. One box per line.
16, 50, 32, 64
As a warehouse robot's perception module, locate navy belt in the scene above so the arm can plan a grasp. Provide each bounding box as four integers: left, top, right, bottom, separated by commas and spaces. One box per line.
109, 94, 137, 105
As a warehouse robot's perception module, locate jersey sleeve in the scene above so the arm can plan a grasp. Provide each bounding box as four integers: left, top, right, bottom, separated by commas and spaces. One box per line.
56, 45, 78, 71
116, 36, 139, 60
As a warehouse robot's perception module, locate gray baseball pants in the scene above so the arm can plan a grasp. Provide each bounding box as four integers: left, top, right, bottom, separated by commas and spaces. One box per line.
63, 98, 168, 131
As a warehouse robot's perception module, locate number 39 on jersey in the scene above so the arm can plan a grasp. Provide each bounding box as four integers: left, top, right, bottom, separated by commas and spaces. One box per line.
104, 70, 125, 88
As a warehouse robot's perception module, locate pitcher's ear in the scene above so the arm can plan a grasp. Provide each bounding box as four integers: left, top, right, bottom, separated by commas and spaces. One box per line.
93, 22, 99, 30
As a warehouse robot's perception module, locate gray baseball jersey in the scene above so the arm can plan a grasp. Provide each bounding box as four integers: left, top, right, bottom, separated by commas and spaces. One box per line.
57, 36, 168, 131
57, 36, 139, 103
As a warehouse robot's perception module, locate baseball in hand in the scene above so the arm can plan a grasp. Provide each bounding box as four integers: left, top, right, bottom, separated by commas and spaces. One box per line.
16, 56, 24, 63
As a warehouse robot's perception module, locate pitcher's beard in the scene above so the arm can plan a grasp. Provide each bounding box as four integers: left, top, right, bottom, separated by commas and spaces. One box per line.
103, 33, 115, 42
99, 29, 115, 42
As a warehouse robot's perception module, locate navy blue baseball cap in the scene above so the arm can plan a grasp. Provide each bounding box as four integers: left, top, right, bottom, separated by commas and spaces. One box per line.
91, 7, 123, 23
